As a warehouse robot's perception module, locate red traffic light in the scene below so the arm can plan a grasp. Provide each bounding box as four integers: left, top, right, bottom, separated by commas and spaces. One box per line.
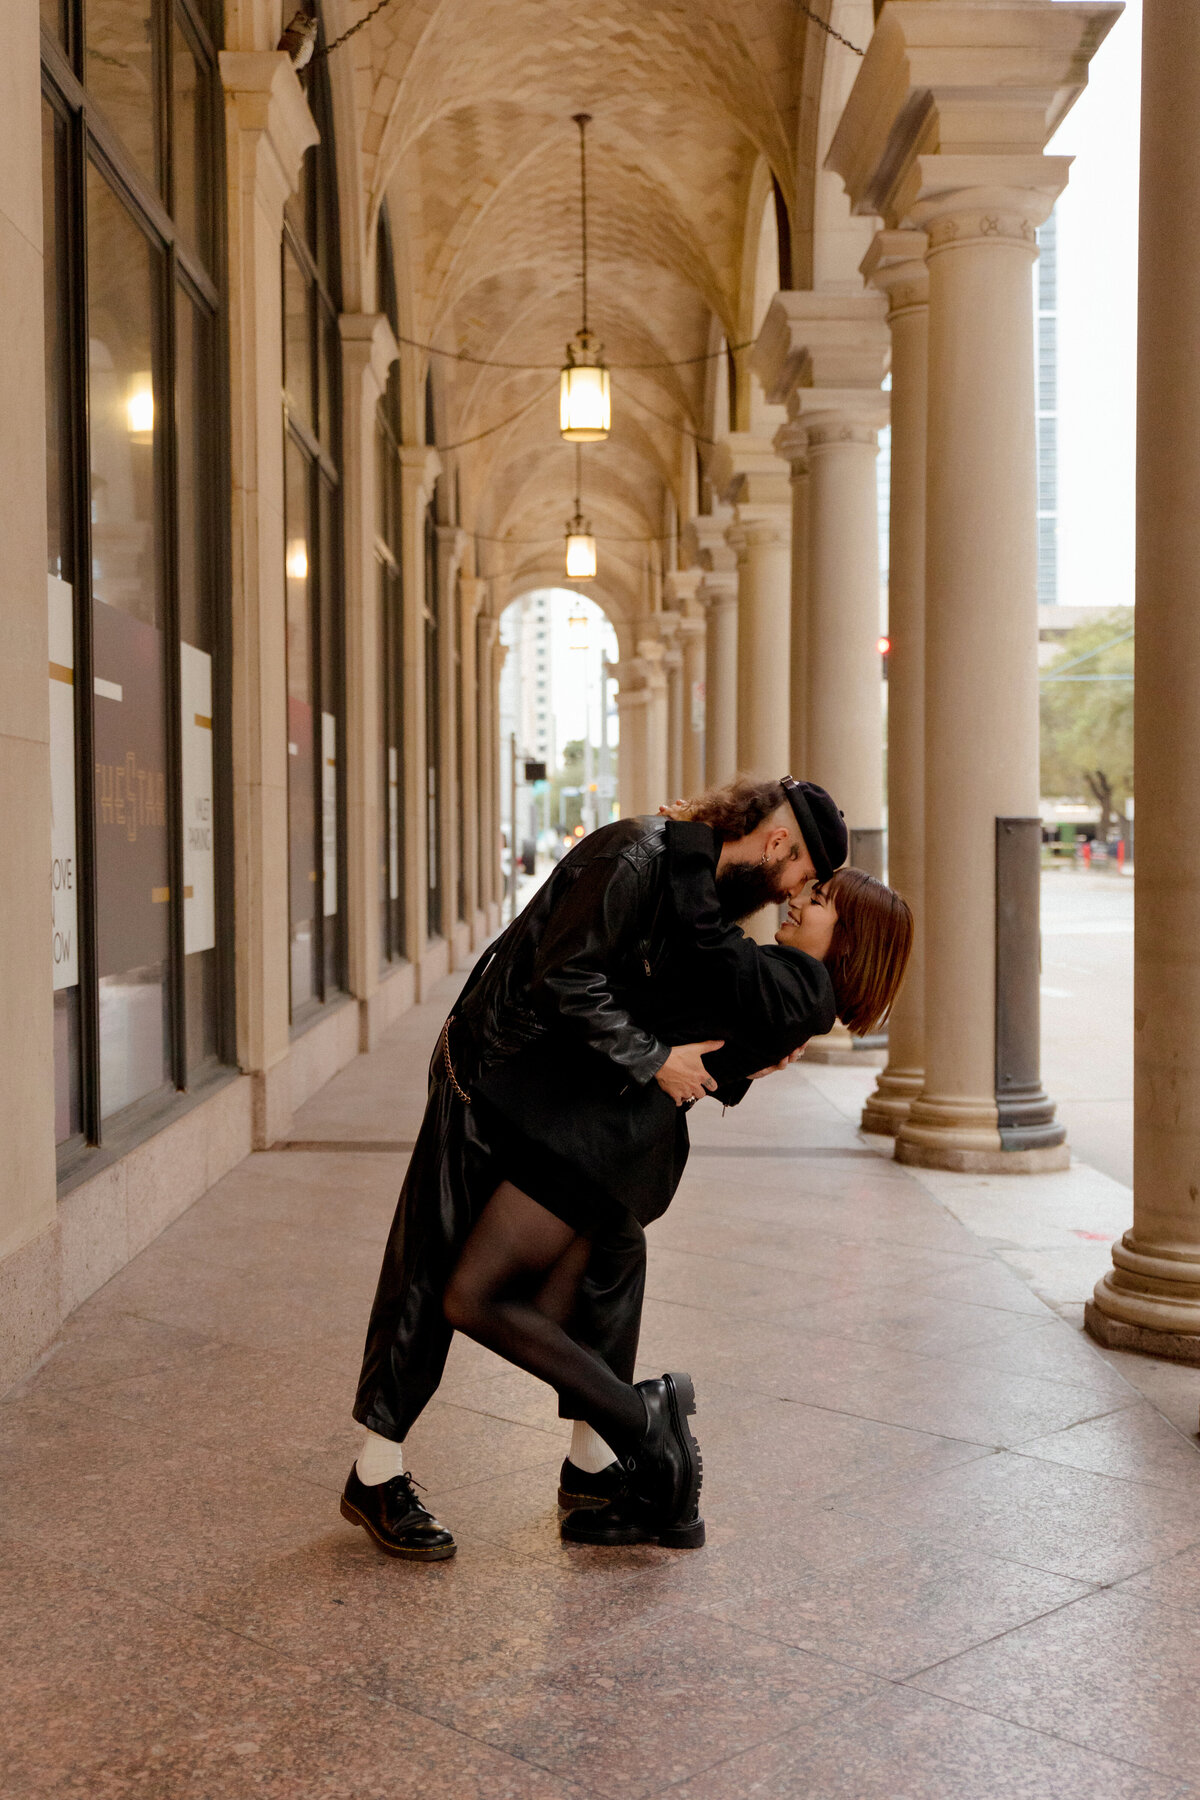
877, 635, 891, 657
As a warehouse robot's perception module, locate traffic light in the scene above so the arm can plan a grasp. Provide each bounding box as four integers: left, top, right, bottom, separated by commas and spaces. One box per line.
877, 634, 890, 681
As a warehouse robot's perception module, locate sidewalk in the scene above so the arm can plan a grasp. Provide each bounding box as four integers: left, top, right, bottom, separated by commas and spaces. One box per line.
4, 973, 1200, 1799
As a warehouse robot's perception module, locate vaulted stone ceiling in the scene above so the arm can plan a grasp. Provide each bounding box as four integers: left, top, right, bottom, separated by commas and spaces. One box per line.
347, 0, 816, 614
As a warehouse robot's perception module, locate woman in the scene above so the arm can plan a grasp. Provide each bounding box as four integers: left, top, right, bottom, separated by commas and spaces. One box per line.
343, 818, 913, 1555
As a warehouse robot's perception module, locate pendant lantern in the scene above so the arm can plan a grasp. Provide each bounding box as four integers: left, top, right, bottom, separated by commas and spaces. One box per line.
565, 445, 597, 579
560, 115, 611, 443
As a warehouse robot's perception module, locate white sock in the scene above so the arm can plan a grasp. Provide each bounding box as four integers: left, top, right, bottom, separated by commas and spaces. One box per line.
356, 1428, 406, 1486
569, 1420, 616, 1474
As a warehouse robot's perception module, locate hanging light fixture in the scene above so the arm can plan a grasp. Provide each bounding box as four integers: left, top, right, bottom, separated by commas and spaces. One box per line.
560, 113, 611, 443
565, 445, 597, 579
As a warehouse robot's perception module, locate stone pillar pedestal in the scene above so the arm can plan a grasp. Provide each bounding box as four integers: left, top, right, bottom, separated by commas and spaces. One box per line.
1088, 0, 1200, 1362
861, 232, 929, 1134
220, 49, 318, 1144
825, 0, 1118, 1169
338, 312, 397, 1045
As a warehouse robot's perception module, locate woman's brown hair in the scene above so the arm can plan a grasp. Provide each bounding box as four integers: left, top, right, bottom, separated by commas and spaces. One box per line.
822, 868, 914, 1037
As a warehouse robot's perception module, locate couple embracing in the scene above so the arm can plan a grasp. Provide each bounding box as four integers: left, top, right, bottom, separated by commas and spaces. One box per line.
342, 775, 913, 1559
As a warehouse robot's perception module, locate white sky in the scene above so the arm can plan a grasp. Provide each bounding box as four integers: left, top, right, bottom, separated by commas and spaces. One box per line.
1049, 0, 1140, 610
543, 589, 619, 755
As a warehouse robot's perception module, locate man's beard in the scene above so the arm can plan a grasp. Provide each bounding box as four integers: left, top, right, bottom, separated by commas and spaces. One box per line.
714, 856, 791, 923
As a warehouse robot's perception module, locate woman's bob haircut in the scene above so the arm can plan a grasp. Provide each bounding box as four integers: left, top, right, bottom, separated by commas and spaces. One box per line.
822, 867, 914, 1038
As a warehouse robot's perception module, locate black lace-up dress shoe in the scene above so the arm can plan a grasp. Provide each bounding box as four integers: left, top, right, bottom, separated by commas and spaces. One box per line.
340, 1465, 457, 1561
557, 1457, 626, 1511
562, 1372, 705, 1549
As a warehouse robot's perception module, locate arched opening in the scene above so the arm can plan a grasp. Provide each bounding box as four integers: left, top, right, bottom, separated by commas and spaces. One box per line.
497, 588, 620, 906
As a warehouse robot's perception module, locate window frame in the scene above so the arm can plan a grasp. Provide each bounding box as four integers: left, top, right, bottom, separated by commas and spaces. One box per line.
41, 0, 235, 1187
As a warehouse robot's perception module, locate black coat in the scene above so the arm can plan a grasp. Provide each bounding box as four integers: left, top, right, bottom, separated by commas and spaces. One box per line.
354, 817, 835, 1442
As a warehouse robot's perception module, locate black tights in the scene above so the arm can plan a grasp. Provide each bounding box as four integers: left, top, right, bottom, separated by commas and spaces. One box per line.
442, 1182, 647, 1449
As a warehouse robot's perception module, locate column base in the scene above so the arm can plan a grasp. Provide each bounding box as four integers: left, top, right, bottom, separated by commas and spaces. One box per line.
1084, 1296, 1200, 1368
1084, 1239, 1200, 1363
861, 1065, 923, 1136
895, 1092, 1069, 1173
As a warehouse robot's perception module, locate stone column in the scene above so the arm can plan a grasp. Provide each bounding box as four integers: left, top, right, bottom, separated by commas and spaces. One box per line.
658, 613, 685, 801
398, 446, 441, 976
638, 633, 670, 812
776, 422, 810, 780
665, 570, 705, 797
221, 50, 318, 1144
476, 612, 500, 923
0, 0, 58, 1380
710, 437, 792, 780
338, 312, 397, 1047
436, 525, 466, 963
754, 295, 889, 853
698, 570, 738, 786
861, 232, 929, 1134
616, 674, 649, 818
1088, 0, 1200, 1360
826, 0, 1117, 1168
685, 514, 739, 787
458, 575, 485, 946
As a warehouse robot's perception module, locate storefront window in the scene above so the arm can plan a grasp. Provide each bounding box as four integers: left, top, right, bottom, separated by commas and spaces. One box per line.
41, 0, 229, 1160
283, 8, 345, 1022
375, 205, 405, 966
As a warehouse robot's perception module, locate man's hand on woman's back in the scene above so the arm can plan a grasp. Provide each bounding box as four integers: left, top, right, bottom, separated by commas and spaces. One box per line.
655, 1041, 724, 1107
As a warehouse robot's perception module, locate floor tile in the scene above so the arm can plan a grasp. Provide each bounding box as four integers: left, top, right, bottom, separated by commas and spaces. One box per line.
910, 1587, 1200, 1781
1016, 1402, 1200, 1490
670, 1685, 1189, 1800
840, 1448, 1200, 1584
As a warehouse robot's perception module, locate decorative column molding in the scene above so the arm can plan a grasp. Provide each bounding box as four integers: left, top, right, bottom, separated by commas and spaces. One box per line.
861, 230, 929, 1134
827, 0, 1118, 1169
398, 445, 441, 969
1086, 0, 1200, 1361
338, 312, 397, 1044
710, 435, 792, 781
754, 293, 889, 863
220, 49, 318, 1146
773, 419, 811, 781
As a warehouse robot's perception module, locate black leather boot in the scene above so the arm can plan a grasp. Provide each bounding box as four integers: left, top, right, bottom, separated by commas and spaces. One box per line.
562, 1373, 704, 1548
340, 1465, 457, 1560
557, 1457, 626, 1510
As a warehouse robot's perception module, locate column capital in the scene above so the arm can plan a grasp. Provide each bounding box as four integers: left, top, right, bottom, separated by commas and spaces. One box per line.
697, 567, 739, 609
709, 434, 791, 511
773, 419, 809, 473
338, 311, 399, 401
726, 508, 791, 559
682, 511, 738, 576
753, 292, 890, 409
861, 229, 930, 318
910, 164, 1069, 252
675, 613, 707, 640
399, 443, 442, 511
791, 389, 889, 447
663, 569, 702, 611
826, 1, 1119, 228
219, 50, 318, 212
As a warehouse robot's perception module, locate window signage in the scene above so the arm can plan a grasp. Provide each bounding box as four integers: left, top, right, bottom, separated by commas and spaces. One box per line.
92, 598, 169, 980
181, 642, 215, 953
49, 575, 78, 990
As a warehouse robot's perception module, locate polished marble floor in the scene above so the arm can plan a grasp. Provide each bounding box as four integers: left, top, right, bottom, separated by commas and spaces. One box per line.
4, 972, 1200, 1799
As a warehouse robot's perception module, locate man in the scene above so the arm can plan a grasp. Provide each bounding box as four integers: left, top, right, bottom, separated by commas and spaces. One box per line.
344, 775, 847, 1558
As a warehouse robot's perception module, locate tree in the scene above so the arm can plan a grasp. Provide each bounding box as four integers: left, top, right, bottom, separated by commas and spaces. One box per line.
1039, 610, 1133, 839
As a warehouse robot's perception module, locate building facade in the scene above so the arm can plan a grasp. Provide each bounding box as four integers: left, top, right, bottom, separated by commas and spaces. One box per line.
18, 0, 1200, 1397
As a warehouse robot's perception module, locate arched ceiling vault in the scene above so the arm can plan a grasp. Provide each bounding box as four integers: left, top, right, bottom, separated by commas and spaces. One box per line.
347, 0, 809, 579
